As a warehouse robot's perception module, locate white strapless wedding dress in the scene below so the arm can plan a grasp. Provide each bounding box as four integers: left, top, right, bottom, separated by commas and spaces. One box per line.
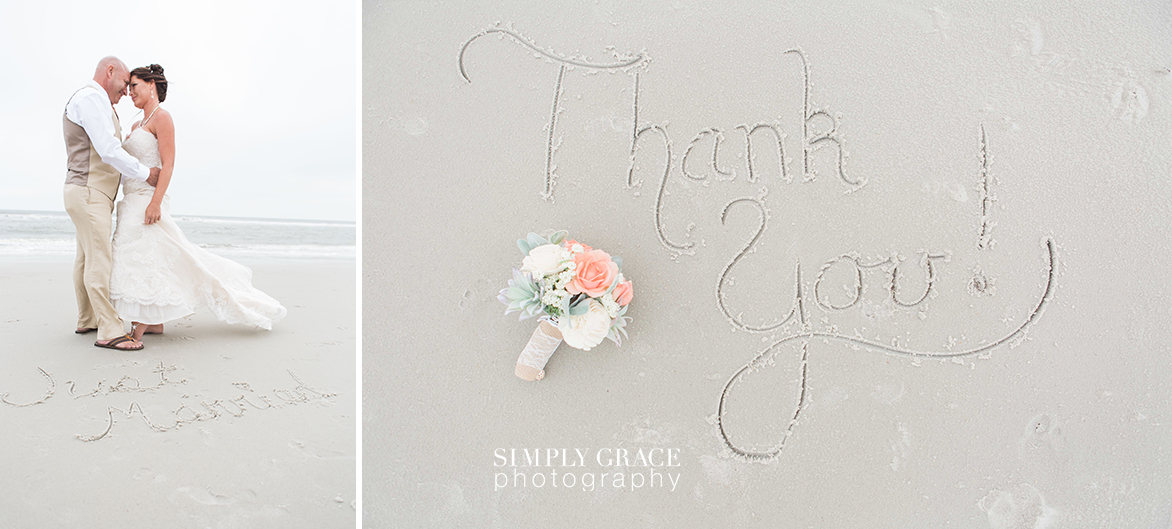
110, 127, 287, 329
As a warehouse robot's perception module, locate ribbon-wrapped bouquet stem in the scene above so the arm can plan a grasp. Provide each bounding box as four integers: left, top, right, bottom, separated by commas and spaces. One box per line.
499, 231, 633, 380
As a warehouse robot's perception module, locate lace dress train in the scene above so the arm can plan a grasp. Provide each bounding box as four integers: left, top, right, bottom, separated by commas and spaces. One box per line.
109, 128, 287, 329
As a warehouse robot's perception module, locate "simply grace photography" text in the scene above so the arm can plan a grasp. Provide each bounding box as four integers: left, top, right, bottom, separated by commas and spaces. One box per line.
494, 447, 683, 492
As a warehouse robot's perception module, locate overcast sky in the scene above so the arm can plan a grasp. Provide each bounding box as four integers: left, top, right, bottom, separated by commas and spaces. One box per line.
0, 1, 357, 222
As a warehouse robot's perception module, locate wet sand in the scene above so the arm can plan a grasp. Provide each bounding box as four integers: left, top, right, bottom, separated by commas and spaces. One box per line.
0, 260, 356, 528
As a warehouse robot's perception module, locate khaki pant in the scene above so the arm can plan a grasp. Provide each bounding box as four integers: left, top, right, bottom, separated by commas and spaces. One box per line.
63, 184, 124, 341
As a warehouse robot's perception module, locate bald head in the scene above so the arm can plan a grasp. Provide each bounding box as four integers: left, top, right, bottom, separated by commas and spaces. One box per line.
93, 56, 130, 104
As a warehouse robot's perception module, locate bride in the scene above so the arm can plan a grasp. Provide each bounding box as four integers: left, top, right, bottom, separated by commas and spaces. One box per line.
110, 64, 287, 342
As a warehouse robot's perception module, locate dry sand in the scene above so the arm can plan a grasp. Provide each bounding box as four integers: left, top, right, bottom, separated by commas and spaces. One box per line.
366, 0, 1172, 527
0, 260, 355, 528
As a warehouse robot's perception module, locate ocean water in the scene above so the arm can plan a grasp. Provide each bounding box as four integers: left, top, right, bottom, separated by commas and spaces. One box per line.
0, 210, 355, 261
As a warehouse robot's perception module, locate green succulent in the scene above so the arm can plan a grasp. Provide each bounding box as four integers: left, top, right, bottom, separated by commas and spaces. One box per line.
498, 268, 544, 320
606, 305, 631, 347
516, 230, 569, 255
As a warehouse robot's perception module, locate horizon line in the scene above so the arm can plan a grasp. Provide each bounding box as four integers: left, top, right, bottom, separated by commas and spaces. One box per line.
0, 208, 355, 225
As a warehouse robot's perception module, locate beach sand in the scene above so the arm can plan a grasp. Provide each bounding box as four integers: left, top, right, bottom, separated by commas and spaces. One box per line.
0, 260, 355, 528
366, 0, 1172, 526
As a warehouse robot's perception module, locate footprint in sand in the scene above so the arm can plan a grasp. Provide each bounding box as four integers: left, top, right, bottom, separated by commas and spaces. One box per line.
1017, 413, 1066, 476
698, 454, 732, 487
132, 467, 167, 483
173, 486, 236, 506
692, 454, 736, 508
978, 483, 1060, 529
402, 116, 428, 136
889, 422, 911, 472
289, 439, 347, 459
613, 416, 671, 445
198, 427, 218, 447
1110, 75, 1148, 124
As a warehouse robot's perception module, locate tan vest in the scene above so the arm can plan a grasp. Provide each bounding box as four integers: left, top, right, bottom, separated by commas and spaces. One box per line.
64, 92, 123, 201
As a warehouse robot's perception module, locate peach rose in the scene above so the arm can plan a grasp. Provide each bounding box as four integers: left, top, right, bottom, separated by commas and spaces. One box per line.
612, 279, 633, 306
566, 249, 618, 297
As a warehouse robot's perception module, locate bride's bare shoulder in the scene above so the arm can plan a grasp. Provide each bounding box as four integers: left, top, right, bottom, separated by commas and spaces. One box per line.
151, 108, 176, 133
155, 107, 174, 123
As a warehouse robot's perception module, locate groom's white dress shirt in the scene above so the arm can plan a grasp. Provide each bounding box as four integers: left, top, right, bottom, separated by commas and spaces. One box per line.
64, 80, 150, 181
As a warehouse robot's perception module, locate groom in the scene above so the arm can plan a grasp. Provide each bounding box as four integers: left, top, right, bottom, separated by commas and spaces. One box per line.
63, 56, 160, 351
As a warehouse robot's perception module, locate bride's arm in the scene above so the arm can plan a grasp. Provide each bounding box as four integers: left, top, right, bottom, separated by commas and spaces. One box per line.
144, 111, 175, 225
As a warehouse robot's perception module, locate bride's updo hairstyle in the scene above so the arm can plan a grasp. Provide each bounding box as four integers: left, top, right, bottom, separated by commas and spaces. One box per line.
130, 64, 168, 102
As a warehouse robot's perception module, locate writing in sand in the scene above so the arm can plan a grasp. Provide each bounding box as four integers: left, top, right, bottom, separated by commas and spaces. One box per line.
0, 362, 336, 442
462, 25, 1056, 461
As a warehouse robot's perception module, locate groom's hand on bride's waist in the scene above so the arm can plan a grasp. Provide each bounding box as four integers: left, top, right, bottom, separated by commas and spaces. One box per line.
147, 167, 161, 187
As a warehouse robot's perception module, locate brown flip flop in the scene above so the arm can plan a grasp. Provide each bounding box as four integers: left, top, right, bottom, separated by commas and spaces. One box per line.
94, 334, 144, 351
75, 327, 98, 334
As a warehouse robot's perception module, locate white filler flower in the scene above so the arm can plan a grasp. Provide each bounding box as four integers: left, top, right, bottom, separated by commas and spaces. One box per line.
558, 299, 612, 350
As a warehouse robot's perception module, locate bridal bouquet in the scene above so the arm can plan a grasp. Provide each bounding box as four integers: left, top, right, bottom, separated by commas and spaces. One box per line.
499, 230, 633, 381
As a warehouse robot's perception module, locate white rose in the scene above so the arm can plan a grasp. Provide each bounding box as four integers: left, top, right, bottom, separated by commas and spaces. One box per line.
558, 300, 612, 351
521, 244, 566, 278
